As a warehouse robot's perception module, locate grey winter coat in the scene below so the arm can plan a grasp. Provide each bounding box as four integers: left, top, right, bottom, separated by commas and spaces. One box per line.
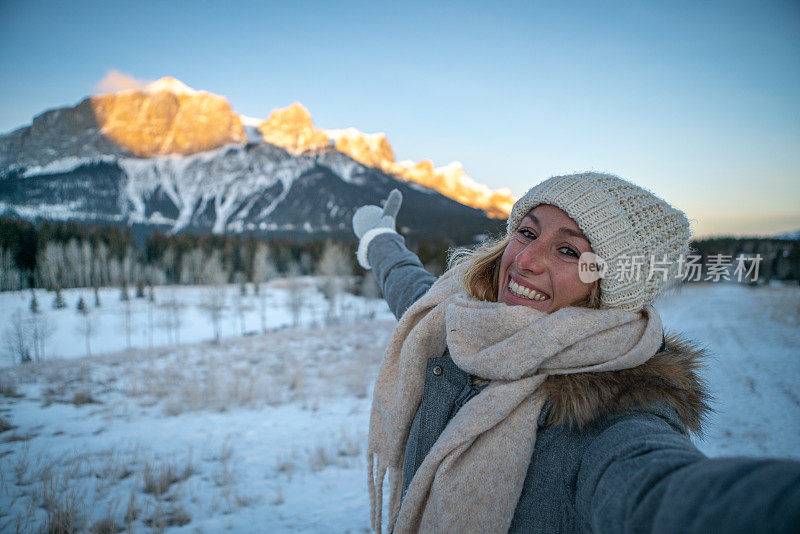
367, 232, 800, 533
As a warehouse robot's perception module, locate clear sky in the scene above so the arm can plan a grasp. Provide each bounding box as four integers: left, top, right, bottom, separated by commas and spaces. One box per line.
1, 0, 798, 237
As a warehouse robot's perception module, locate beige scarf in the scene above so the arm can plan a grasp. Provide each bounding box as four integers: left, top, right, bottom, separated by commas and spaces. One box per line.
367, 267, 663, 533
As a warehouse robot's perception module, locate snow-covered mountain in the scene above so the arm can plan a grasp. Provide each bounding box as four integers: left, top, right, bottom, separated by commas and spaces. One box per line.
0, 78, 510, 241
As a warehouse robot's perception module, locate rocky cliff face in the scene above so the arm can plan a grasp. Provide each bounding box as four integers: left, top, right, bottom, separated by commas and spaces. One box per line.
258, 103, 330, 154
254, 102, 515, 218
0, 78, 246, 170
90, 77, 246, 157
0, 143, 501, 242
0, 77, 510, 240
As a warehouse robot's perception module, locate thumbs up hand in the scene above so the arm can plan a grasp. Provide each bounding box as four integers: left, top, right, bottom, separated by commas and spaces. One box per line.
352, 189, 403, 269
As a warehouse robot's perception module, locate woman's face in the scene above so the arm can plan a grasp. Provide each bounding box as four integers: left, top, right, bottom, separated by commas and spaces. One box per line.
498, 204, 594, 313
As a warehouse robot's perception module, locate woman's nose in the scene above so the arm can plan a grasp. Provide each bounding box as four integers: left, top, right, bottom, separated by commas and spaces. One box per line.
515, 239, 547, 274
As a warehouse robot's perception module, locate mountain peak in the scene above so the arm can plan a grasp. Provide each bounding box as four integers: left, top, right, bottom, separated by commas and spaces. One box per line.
251, 104, 514, 217
258, 102, 330, 153
143, 76, 199, 96
89, 77, 245, 157
8, 76, 514, 217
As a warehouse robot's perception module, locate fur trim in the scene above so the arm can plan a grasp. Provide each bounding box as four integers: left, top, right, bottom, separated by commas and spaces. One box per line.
540, 331, 712, 434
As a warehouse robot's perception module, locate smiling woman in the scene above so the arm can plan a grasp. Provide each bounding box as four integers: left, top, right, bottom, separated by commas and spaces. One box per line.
498, 205, 596, 312
352, 173, 800, 534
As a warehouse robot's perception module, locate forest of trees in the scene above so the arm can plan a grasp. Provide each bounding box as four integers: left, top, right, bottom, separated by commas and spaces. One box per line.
0, 218, 454, 292
1, 218, 798, 364
1, 218, 798, 293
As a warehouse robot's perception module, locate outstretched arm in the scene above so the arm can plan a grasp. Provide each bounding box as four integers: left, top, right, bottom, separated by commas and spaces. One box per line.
575, 408, 800, 533
352, 189, 436, 319
368, 233, 436, 320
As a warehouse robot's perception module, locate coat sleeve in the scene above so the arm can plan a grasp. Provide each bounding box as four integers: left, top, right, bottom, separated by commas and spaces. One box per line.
367, 232, 437, 320
574, 407, 800, 533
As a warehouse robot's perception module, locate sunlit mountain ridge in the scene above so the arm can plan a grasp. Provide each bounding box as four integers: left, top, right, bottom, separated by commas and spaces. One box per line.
90, 77, 247, 157
255, 102, 514, 218
0, 78, 506, 241
87, 78, 513, 218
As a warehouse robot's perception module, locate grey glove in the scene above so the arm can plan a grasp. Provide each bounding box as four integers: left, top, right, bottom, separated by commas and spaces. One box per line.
353, 189, 403, 269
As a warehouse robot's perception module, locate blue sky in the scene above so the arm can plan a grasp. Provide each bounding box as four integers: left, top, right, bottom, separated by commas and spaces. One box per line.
1, 0, 798, 237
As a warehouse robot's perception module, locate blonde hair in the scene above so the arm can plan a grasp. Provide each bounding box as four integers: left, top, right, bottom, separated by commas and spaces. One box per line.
447, 234, 601, 309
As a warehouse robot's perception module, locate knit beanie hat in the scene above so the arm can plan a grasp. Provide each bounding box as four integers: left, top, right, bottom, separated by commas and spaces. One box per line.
507, 172, 691, 311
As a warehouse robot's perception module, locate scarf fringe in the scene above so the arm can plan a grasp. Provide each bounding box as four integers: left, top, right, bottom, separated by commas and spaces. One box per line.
368, 449, 404, 534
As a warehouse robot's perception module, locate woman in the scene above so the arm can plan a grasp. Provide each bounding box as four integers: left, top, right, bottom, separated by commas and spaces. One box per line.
352, 172, 800, 534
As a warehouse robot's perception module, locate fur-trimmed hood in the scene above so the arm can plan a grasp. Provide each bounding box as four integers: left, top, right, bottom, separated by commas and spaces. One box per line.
539, 331, 712, 433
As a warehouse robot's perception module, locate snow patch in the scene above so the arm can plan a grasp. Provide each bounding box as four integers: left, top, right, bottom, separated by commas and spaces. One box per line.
21, 156, 116, 178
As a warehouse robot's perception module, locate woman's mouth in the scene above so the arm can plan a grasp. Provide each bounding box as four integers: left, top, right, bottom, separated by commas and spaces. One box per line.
508, 279, 550, 301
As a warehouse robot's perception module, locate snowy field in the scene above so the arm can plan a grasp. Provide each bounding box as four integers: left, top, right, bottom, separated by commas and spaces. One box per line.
0, 281, 799, 532
0, 280, 392, 360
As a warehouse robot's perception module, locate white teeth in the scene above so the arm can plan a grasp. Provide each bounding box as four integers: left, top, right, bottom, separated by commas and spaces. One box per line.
509, 280, 548, 301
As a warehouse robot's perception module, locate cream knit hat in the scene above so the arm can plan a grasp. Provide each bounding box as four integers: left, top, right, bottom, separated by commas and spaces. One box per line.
507, 172, 691, 311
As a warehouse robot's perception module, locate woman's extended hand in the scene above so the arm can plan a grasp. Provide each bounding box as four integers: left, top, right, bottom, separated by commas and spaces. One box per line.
352, 189, 402, 238
352, 189, 403, 269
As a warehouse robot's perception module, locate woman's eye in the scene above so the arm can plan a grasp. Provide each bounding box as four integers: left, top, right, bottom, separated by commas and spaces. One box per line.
560, 247, 579, 258
518, 228, 536, 239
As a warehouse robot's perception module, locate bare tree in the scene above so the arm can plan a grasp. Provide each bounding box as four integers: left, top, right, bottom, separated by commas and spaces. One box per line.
38, 242, 64, 290
30, 311, 54, 362
201, 251, 227, 343
359, 272, 381, 318
160, 290, 185, 345
64, 239, 82, 288
147, 287, 155, 348
108, 256, 122, 287
161, 246, 176, 283
0, 248, 24, 291
232, 272, 252, 335
4, 310, 32, 364
122, 297, 133, 350
181, 248, 205, 285
52, 286, 66, 309
80, 240, 92, 288
93, 241, 109, 287
317, 242, 352, 323
252, 242, 276, 333
285, 262, 304, 328
77, 297, 94, 357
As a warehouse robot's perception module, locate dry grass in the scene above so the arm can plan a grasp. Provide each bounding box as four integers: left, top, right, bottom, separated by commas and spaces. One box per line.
0, 415, 16, 433
89, 515, 120, 534
142, 457, 194, 496
0, 317, 395, 532
38, 473, 84, 534
4, 318, 393, 420
0, 442, 202, 533
308, 444, 334, 473
124, 489, 138, 529
2, 430, 34, 443
307, 429, 363, 473
143, 503, 191, 532
71, 390, 100, 406
275, 453, 296, 480
211, 440, 236, 488
335, 430, 361, 459
272, 484, 285, 506
0, 373, 22, 398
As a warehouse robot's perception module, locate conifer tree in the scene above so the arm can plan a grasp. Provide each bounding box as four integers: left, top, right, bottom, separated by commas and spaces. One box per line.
52, 286, 66, 309
30, 291, 39, 314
